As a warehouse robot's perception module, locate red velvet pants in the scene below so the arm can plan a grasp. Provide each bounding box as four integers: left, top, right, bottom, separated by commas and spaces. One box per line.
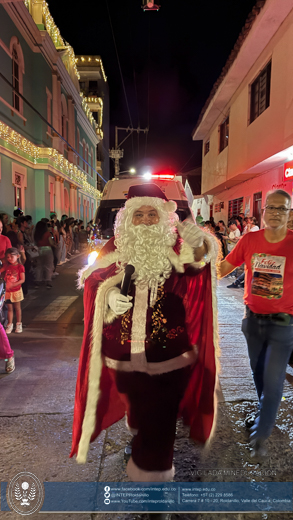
115, 366, 191, 473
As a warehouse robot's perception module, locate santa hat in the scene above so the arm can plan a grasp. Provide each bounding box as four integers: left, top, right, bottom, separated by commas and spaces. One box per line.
125, 183, 177, 213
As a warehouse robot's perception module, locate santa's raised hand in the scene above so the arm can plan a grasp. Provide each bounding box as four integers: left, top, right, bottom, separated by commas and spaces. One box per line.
176, 220, 204, 249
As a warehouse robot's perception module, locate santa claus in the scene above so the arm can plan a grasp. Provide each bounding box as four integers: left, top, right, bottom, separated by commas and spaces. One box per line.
70, 183, 219, 482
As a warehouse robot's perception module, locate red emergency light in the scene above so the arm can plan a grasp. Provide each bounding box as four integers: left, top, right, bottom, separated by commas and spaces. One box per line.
151, 174, 175, 180
150, 170, 176, 180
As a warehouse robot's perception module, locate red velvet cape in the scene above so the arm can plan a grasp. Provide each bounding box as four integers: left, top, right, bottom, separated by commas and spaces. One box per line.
70, 238, 217, 458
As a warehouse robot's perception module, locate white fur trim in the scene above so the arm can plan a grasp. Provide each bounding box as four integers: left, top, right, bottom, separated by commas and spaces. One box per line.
165, 200, 177, 212
204, 230, 221, 446
77, 251, 119, 289
76, 270, 123, 464
130, 285, 148, 371
127, 456, 175, 482
103, 349, 198, 375
125, 196, 176, 214
167, 241, 194, 273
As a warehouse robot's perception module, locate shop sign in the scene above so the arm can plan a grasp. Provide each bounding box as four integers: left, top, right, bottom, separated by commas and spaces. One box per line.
284, 160, 293, 181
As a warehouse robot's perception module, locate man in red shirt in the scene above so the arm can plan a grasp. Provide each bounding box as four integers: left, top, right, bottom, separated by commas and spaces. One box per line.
219, 189, 293, 457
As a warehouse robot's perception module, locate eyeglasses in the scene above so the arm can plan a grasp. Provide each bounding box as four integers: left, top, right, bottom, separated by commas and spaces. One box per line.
264, 206, 290, 215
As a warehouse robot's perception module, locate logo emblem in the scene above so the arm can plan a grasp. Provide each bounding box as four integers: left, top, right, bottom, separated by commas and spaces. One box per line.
7, 472, 44, 515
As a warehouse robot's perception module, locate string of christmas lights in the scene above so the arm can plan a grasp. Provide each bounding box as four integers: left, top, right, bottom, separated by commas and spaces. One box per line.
0, 121, 102, 199
24, 1, 104, 134
76, 56, 107, 83
83, 96, 104, 139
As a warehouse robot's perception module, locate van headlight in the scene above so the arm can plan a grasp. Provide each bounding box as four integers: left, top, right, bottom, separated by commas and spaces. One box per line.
87, 251, 99, 266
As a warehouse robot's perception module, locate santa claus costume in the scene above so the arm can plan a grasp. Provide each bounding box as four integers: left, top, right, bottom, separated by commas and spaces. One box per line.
70, 184, 219, 481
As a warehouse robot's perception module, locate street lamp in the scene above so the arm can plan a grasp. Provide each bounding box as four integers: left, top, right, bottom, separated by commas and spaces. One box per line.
119, 168, 136, 175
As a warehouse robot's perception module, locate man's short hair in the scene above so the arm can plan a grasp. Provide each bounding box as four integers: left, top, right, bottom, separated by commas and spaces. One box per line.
229, 219, 237, 226
265, 189, 292, 206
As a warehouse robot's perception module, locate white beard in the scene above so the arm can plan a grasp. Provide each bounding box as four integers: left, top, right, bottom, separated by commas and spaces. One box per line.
116, 222, 177, 287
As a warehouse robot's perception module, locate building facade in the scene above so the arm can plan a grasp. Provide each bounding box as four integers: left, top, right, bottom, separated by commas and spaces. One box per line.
0, 0, 102, 224
76, 55, 110, 192
192, 0, 293, 226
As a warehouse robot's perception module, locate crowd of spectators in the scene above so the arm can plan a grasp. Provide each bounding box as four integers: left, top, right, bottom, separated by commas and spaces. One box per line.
197, 213, 260, 258
0, 208, 92, 295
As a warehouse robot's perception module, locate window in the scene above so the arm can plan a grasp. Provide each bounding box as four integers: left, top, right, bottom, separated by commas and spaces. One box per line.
12, 163, 27, 212
89, 80, 98, 94
15, 185, 22, 208
219, 116, 229, 153
49, 182, 54, 212
91, 147, 93, 178
204, 140, 210, 156
86, 145, 89, 174
10, 38, 24, 115
228, 197, 243, 220
77, 128, 80, 167
83, 140, 86, 171
61, 94, 68, 158
250, 61, 271, 123
253, 191, 262, 227
12, 48, 20, 112
214, 202, 224, 213
64, 188, 70, 215
46, 88, 52, 136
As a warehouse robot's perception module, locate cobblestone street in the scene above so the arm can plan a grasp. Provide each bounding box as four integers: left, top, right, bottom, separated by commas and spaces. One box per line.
1, 263, 293, 520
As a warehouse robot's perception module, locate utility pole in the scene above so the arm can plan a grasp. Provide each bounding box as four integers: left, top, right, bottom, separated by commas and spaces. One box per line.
109, 126, 149, 178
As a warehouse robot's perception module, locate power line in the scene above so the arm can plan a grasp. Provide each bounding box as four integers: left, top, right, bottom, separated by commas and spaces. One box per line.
145, 17, 151, 159
105, 0, 134, 129
0, 72, 107, 184
179, 151, 197, 173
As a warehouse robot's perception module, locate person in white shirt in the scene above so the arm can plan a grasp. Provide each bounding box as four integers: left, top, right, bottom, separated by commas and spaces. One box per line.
222, 220, 241, 252
246, 216, 259, 233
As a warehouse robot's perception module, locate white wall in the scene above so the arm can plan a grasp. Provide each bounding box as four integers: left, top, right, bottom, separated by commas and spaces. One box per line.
212, 166, 293, 225
201, 6, 293, 195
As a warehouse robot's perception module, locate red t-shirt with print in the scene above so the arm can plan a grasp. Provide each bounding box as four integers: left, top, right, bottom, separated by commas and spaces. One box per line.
2, 263, 25, 292
226, 229, 293, 314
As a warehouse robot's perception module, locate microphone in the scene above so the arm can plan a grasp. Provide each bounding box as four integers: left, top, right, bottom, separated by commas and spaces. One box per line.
120, 264, 135, 296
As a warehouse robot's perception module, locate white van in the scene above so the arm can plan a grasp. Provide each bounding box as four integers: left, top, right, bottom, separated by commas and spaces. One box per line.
94, 174, 192, 238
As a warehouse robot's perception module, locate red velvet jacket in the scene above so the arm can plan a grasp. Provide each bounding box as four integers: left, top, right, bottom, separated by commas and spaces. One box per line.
70, 236, 218, 460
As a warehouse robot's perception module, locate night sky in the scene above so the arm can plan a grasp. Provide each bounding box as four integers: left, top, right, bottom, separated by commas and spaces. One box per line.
47, 0, 257, 176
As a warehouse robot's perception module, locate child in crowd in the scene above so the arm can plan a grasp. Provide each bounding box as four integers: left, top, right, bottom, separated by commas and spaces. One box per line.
0, 247, 25, 334
0, 275, 15, 372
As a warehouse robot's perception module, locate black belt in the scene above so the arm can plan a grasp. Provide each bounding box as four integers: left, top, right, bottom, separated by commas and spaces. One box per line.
246, 306, 293, 325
